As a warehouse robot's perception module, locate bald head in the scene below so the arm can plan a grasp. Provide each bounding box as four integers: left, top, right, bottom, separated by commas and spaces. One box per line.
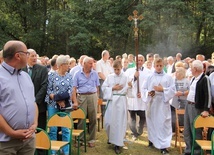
3, 40, 27, 61
3, 40, 28, 69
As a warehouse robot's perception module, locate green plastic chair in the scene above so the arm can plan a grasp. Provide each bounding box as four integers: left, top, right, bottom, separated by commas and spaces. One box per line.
47, 112, 73, 155
191, 115, 214, 155
71, 107, 87, 155
35, 127, 51, 155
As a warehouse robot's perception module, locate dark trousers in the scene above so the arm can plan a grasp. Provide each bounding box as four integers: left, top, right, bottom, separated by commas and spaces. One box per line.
99, 79, 106, 120
128, 110, 146, 137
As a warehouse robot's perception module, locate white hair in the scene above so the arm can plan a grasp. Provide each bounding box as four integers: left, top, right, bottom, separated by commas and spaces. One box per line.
192, 60, 203, 71
101, 50, 109, 57
122, 53, 127, 58
83, 56, 93, 64
56, 55, 69, 67
27, 49, 37, 54
136, 54, 145, 62
167, 56, 173, 61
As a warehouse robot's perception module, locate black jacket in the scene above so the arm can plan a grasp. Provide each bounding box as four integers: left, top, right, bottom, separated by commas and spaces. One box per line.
22, 64, 48, 113
195, 73, 211, 111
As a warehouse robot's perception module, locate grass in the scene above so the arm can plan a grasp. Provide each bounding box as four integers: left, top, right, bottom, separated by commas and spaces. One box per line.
73, 127, 183, 155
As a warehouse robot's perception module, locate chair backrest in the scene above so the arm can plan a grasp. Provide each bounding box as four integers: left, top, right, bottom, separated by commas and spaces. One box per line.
71, 108, 86, 119
47, 112, 73, 129
35, 128, 51, 150
175, 109, 185, 127
176, 109, 185, 115
194, 115, 214, 129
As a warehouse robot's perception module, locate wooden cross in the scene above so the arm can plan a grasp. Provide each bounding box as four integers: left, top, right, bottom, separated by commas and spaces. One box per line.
128, 10, 143, 94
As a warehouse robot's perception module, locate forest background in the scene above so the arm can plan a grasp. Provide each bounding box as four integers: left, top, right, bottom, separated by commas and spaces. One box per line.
0, 0, 214, 60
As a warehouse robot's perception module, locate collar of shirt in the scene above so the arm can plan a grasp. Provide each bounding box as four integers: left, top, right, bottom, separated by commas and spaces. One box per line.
114, 71, 123, 77
101, 59, 108, 64
1, 62, 21, 75
80, 68, 93, 75
194, 73, 203, 81
27, 65, 33, 69
154, 70, 164, 75
134, 66, 143, 71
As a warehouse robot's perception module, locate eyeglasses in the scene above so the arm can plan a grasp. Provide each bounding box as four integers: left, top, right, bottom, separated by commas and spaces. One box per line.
16, 51, 30, 56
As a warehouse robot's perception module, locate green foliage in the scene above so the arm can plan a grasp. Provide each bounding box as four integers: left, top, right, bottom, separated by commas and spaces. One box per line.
0, 0, 214, 59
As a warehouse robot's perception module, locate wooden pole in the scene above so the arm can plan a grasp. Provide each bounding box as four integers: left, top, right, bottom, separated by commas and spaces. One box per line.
128, 10, 143, 93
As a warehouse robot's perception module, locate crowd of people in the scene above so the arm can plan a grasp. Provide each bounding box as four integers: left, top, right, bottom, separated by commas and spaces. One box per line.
0, 40, 214, 155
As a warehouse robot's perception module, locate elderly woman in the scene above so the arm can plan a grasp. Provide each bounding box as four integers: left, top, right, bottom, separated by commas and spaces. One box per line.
45, 55, 73, 155
171, 67, 190, 132
69, 57, 76, 70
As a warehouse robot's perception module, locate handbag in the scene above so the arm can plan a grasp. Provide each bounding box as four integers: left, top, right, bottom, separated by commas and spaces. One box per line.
54, 91, 71, 111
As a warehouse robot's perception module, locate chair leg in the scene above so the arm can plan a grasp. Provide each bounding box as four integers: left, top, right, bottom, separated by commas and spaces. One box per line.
102, 115, 104, 129
57, 150, 60, 155
77, 136, 80, 155
98, 118, 100, 132
175, 131, 177, 147
84, 131, 87, 152
191, 141, 195, 155
178, 132, 182, 154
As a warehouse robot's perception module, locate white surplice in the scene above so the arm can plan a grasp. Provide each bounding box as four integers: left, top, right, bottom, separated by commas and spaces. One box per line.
102, 72, 129, 146
142, 71, 176, 149
125, 67, 152, 111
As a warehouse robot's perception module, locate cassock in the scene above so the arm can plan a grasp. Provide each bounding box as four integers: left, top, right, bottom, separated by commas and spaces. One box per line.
125, 67, 151, 111
142, 71, 175, 149
102, 72, 129, 146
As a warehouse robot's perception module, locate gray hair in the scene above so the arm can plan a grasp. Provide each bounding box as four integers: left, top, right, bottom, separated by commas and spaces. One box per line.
176, 53, 182, 59
27, 48, 37, 54
69, 57, 76, 63
167, 56, 173, 61
137, 54, 145, 62
56, 55, 69, 67
192, 60, 203, 71
83, 56, 93, 64
154, 54, 160, 59
101, 50, 109, 57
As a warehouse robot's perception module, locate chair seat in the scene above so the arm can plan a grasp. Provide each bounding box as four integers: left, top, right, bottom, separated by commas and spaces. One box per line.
51, 140, 69, 150
196, 140, 211, 150
73, 129, 84, 136
36, 146, 49, 150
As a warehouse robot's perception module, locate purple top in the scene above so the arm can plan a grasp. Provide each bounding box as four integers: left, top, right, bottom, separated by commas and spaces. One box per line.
73, 68, 100, 93
0, 62, 36, 141
69, 64, 82, 78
